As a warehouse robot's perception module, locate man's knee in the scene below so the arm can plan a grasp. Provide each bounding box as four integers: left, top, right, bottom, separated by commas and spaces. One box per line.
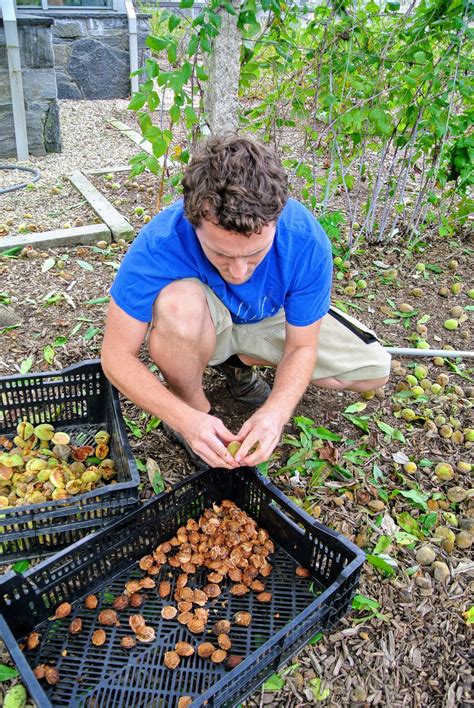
153, 280, 209, 337
345, 374, 390, 392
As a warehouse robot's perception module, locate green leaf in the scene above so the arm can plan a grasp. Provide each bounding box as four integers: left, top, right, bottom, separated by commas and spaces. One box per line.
311, 427, 342, 441
151, 470, 165, 494
394, 489, 429, 511
145, 416, 161, 433
352, 594, 379, 612
343, 414, 369, 433
180, 0, 194, 7
41, 257, 56, 273
146, 35, 169, 51
366, 553, 397, 576
85, 296, 110, 306
309, 678, 330, 701
376, 420, 406, 443
263, 673, 285, 691
12, 559, 30, 573
0, 665, 20, 682
83, 326, 100, 342
196, 65, 208, 81
77, 260, 94, 272
170, 104, 180, 123
128, 92, 147, 111
168, 15, 181, 31
373, 535, 391, 555
308, 631, 323, 644
53, 336, 67, 347
396, 511, 422, 537
464, 606, 474, 625
124, 417, 142, 439
344, 402, 367, 414
20, 357, 33, 374
43, 344, 55, 365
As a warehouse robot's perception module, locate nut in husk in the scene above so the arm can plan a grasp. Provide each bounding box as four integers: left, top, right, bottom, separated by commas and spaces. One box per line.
211, 649, 227, 663
175, 641, 194, 657
213, 620, 231, 635
26, 632, 40, 650
98, 609, 118, 626
3, 683, 27, 708
121, 636, 136, 649
45, 666, 60, 685
92, 629, 107, 646
136, 626, 156, 643
197, 642, 215, 658
69, 618, 83, 635
53, 602, 72, 619
217, 634, 232, 650
234, 611, 252, 627
164, 651, 180, 669
84, 595, 98, 610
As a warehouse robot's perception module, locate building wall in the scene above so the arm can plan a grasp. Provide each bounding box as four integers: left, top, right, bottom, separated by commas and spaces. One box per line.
0, 15, 61, 158
46, 12, 150, 100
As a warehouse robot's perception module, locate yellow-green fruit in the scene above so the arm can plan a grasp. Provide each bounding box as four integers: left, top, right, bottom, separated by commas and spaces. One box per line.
411, 386, 425, 397
95, 431, 110, 445
451, 282, 462, 295
50, 469, 66, 488
52, 488, 68, 500
464, 428, 474, 442
420, 379, 432, 391
81, 469, 100, 484
344, 285, 357, 296
66, 479, 82, 495
399, 303, 413, 313
17, 420, 34, 440
415, 262, 425, 272
436, 373, 449, 386
51, 432, 70, 446
434, 526, 456, 553
357, 279, 367, 290
431, 383, 442, 395
13, 436, 26, 449
456, 461, 471, 473
468, 289, 474, 299
443, 319, 458, 330
0, 496, 11, 509
334, 256, 343, 266
425, 420, 438, 433
416, 324, 428, 336
438, 286, 449, 297
401, 408, 417, 422
404, 461, 417, 473
411, 288, 423, 297
414, 365, 428, 380
406, 374, 418, 386
34, 424, 55, 441
227, 441, 241, 457
417, 340, 430, 349
435, 463, 454, 481
446, 487, 468, 503
451, 431, 464, 445
439, 425, 453, 438
447, 259, 459, 271
3, 683, 27, 708
26, 459, 47, 473
361, 390, 375, 400
433, 357, 444, 366
70, 461, 85, 475
456, 531, 472, 549
392, 366, 406, 376
37, 469, 51, 483
385, 269, 398, 281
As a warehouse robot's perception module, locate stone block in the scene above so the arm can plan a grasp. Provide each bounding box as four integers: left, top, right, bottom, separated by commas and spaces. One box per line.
0, 108, 16, 159
44, 100, 61, 153
0, 71, 12, 108
53, 42, 72, 68
23, 69, 58, 104
53, 20, 85, 39
19, 26, 54, 69
69, 38, 129, 99
0, 30, 7, 69
56, 71, 82, 99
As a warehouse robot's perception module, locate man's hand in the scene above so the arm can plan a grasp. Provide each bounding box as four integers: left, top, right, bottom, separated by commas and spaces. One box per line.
179, 411, 240, 469
233, 407, 286, 467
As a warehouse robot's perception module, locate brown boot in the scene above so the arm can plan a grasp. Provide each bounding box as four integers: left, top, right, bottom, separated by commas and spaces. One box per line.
213, 362, 271, 406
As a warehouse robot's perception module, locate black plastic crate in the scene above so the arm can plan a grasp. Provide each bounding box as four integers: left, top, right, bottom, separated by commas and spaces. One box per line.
0, 466, 365, 707
0, 359, 140, 562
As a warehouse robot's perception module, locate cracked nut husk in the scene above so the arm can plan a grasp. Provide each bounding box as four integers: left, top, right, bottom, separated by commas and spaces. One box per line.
98, 609, 118, 626
213, 620, 231, 635
197, 642, 215, 659
129, 615, 146, 634
164, 651, 180, 669
68, 618, 82, 635
84, 595, 98, 610
161, 606, 178, 620
175, 641, 195, 657
26, 632, 40, 650
211, 649, 227, 663
121, 636, 136, 649
45, 666, 60, 685
234, 611, 252, 627
92, 629, 107, 646
53, 602, 72, 619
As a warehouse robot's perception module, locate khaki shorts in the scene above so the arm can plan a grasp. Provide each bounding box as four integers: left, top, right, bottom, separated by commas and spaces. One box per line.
188, 279, 391, 382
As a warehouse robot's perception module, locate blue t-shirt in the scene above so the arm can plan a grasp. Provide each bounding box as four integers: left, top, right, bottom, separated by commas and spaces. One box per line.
110, 198, 332, 327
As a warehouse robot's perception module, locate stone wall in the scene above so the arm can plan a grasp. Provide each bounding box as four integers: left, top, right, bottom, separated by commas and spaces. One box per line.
0, 15, 61, 158
44, 12, 150, 100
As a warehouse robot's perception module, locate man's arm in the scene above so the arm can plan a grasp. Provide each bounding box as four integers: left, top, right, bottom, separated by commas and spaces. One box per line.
234, 319, 321, 465
101, 300, 237, 468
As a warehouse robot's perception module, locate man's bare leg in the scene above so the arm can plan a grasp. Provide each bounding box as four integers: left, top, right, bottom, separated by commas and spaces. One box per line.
148, 281, 216, 413
238, 355, 389, 393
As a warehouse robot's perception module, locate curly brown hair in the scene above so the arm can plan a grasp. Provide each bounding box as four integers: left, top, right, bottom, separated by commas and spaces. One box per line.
182, 133, 289, 235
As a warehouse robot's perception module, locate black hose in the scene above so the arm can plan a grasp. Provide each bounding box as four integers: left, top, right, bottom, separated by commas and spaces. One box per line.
0, 164, 41, 194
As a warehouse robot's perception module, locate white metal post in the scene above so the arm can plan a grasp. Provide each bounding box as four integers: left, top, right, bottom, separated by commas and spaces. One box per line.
1, 0, 29, 160
124, 0, 138, 95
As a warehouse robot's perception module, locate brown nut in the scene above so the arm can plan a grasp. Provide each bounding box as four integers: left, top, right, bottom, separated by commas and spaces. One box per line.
139, 554, 154, 571
179, 587, 194, 602
140, 577, 156, 590
211, 649, 227, 663
250, 580, 265, 592
53, 602, 72, 619
203, 583, 221, 598
230, 584, 248, 597
176, 574, 188, 589
164, 651, 181, 669
92, 629, 107, 646
178, 601, 193, 613
178, 611, 194, 626
159, 581, 171, 598
256, 591, 272, 603
295, 566, 310, 578
45, 666, 60, 685
98, 609, 118, 626
125, 580, 142, 595
113, 595, 130, 611
129, 593, 144, 608
217, 634, 232, 651
194, 608, 209, 624
68, 618, 83, 635
129, 615, 146, 634
187, 618, 205, 634
161, 606, 178, 620
213, 620, 231, 635
226, 655, 244, 669
175, 641, 195, 657
207, 572, 223, 584
197, 642, 215, 659
33, 664, 46, 679
178, 698, 193, 708
136, 626, 156, 643
26, 632, 41, 650
84, 595, 98, 610
234, 611, 252, 627
228, 568, 242, 583
259, 563, 272, 577
121, 636, 136, 649
192, 589, 208, 607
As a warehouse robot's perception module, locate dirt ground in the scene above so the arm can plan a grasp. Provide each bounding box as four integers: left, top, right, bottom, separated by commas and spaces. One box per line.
0, 99, 472, 708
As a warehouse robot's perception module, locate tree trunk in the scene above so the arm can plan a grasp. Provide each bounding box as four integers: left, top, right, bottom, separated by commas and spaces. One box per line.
204, 1, 241, 134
